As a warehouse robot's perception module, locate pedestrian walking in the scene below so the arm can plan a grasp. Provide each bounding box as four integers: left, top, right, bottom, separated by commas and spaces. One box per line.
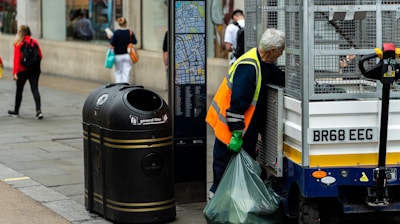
0, 56, 3, 79
8, 25, 43, 119
109, 17, 138, 84
224, 9, 245, 66
162, 30, 168, 74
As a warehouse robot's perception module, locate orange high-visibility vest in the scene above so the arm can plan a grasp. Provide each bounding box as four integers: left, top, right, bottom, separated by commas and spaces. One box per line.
206, 48, 262, 144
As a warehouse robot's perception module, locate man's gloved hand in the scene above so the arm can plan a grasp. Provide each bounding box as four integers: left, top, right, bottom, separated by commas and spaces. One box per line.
227, 130, 243, 152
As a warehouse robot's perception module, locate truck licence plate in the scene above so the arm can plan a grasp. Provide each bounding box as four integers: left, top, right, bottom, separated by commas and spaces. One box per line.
308, 127, 378, 144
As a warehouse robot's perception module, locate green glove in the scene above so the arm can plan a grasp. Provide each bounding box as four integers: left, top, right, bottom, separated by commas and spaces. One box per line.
227, 130, 243, 152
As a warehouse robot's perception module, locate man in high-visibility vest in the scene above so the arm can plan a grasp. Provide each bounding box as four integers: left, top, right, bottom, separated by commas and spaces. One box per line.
206, 28, 286, 198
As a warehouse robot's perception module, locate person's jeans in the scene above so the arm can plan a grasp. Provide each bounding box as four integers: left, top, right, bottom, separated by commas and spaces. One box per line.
114, 53, 132, 83
210, 138, 233, 193
15, 68, 41, 112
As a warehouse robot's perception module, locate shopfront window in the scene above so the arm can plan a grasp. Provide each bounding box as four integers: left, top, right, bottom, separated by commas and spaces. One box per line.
142, 0, 168, 51
0, 0, 17, 34
66, 0, 112, 41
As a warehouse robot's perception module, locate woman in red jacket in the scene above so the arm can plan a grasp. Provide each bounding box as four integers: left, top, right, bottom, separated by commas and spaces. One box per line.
8, 25, 43, 119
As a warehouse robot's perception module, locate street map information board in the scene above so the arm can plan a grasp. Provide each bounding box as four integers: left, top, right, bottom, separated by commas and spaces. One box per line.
175, 1, 206, 85
173, 0, 207, 202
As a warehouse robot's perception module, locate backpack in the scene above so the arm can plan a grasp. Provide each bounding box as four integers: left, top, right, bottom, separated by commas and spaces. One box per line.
233, 22, 245, 59
20, 38, 41, 68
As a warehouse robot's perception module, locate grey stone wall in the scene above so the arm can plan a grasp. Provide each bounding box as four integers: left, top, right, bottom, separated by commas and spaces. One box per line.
0, 35, 227, 95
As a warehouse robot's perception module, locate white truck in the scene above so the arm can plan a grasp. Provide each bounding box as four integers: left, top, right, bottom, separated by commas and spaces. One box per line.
246, 1, 400, 223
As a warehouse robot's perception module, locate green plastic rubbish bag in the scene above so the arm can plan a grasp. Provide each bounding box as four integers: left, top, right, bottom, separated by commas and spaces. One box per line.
203, 150, 281, 224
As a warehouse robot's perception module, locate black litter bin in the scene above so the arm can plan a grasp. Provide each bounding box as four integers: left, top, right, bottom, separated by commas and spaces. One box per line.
82, 83, 176, 223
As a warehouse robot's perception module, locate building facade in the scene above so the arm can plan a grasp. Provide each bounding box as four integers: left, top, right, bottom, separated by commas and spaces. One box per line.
0, 0, 245, 94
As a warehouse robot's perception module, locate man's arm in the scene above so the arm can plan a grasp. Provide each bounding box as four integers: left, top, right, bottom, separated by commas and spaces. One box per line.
270, 65, 285, 87
225, 42, 233, 52
224, 24, 235, 53
227, 64, 257, 131
163, 52, 168, 70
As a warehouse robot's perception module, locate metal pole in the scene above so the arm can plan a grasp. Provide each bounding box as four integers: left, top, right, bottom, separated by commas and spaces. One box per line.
376, 83, 390, 202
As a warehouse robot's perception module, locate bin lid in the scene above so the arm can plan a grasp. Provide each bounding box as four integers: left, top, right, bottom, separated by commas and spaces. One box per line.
85, 85, 171, 130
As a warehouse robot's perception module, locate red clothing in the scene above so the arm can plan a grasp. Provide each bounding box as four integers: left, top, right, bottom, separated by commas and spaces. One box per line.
13, 35, 43, 75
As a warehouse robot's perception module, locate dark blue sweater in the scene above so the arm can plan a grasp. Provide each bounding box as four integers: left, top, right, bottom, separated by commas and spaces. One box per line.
110, 29, 138, 55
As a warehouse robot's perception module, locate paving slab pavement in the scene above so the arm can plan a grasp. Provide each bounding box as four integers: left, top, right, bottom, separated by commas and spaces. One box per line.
0, 70, 209, 224
0, 180, 70, 224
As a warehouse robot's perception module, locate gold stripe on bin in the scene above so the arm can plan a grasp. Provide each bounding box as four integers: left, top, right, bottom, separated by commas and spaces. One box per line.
106, 198, 175, 207
85, 190, 175, 213
90, 132, 100, 139
103, 141, 172, 149
90, 138, 101, 144
84, 191, 104, 205
106, 203, 175, 212
93, 192, 103, 204
83, 131, 173, 149
104, 136, 172, 143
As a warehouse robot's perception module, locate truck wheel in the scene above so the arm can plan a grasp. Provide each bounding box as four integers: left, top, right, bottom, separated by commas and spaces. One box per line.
298, 196, 320, 224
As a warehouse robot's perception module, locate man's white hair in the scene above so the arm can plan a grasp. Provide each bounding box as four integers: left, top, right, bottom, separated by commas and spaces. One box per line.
259, 28, 285, 52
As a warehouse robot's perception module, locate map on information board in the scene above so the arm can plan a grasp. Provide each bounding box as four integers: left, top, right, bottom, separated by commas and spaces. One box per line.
175, 1, 206, 84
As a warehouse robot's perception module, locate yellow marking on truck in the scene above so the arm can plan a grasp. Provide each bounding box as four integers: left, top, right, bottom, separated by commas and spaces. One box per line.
283, 144, 400, 167
360, 172, 369, 182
